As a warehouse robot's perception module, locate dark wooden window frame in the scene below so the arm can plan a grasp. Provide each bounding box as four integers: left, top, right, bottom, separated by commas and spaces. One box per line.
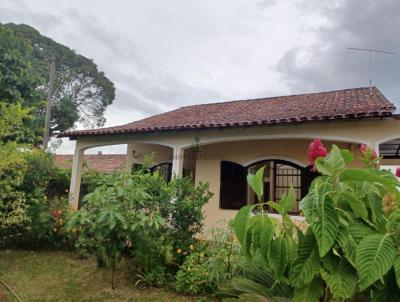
219, 159, 318, 214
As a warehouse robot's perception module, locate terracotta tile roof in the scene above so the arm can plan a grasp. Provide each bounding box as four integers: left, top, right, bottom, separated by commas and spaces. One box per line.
54, 154, 126, 172
61, 87, 396, 138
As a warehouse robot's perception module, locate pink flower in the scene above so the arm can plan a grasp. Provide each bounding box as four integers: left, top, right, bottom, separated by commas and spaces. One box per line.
360, 144, 367, 155
308, 138, 327, 171
360, 144, 377, 160
396, 167, 400, 178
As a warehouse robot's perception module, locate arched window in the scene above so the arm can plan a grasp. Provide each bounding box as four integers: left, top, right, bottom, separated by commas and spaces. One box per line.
219, 159, 318, 214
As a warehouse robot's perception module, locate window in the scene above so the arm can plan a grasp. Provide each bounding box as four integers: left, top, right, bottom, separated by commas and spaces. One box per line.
150, 163, 172, 181
220, 161, 247, 209
220, 159, 318, 214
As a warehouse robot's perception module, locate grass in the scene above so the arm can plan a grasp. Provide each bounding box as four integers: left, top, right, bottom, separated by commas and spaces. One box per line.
0, 250, 201, 302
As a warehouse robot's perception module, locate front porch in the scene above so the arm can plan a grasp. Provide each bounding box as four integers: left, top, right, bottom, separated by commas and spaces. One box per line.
66, 118, 400, 231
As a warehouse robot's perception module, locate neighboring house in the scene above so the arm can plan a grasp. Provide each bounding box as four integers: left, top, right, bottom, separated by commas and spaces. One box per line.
54, 153, 126, 173
60, 87, 400, 231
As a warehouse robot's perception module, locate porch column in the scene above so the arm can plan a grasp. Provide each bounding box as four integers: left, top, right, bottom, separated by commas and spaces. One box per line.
125, 143, 135, 172
171, 147, 184, 177
68, 146, 84, 210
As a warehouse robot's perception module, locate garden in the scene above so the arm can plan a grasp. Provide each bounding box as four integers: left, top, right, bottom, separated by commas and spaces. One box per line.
3, 19, 400, 302
3, 93, 400, 301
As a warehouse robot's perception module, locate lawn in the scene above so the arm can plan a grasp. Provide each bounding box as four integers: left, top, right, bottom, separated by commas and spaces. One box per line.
0, 250, 200, 302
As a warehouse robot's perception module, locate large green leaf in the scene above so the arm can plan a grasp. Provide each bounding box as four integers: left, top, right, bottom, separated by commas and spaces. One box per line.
341, 168, 400, 197
233, 205, 254, 246
290, 232, 320, 287
292, 277, 324, 302
394, 255, 400, 288
312, 193, 339, 257
279, 186, 297, 215
338, 192, 368, 219
247, 166, 265, 201
300, 182, 321, 225
315, 145, 345, 176
321, 258, 357, 299
254, 215, 274, 261
269, 237, 288, 279
349, 220, 374, 243
356, 234, 396, 290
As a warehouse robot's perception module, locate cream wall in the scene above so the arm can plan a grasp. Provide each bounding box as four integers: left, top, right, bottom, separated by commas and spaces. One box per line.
195, 139, 364, 231
69, 118, 400, 216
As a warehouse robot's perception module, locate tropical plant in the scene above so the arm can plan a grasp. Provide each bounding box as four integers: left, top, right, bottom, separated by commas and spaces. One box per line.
67, 172, 163, 289
227, 140, 400, 301
67, 171, 213, 289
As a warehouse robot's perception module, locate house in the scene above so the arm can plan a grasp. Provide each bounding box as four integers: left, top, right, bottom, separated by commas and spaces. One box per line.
60, 87, 400, 231
54, 153, 126, 173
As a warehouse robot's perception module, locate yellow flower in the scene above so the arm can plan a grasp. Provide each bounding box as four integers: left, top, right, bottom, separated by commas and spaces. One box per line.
177, 248, 182, 254
53, 228, 58, 232
58, 218, 64, 225
199, 252, 204, 258
189, 244, 194, 250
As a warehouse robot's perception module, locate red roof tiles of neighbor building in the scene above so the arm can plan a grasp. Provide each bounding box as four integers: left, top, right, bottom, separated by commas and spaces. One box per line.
60, 87, 396, 138
54, 154, 126, 172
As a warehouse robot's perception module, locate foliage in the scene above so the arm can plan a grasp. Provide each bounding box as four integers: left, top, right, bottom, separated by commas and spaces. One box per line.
0, 26, 44, 144
175, 251, 215, 295
3, 22, 115, 134
175, 225, 244, 295
0, 102, 31, 245
17, 196, 73, 249
68, 171, 212, 289
228, 141, 400, 301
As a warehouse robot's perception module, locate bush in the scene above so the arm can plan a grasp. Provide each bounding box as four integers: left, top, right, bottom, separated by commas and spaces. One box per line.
226, 141, 400, 301
175, 225, 244, 295
68, 170, 213, 288
0, 102, 31, 245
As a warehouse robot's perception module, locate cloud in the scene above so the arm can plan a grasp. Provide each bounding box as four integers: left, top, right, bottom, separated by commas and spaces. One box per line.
278, 0, 400, 106
5, 0, 393, 154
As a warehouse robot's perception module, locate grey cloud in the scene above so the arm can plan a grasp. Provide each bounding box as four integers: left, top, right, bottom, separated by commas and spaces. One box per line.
278, 0, 400, 105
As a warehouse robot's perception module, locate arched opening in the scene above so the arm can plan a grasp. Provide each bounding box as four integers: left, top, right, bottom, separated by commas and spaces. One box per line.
219, 159, 318, 214
378, 138, 400, 175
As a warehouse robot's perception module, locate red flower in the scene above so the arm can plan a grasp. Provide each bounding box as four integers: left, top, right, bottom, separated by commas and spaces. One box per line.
308, 138, 327, 171
360, 144, 377, 160
396, 167, 400, 178
52, 208, 61, 220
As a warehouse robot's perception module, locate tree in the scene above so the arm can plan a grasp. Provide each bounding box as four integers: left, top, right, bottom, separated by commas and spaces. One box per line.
0, 26, 43, 144
0, 23, 115, 138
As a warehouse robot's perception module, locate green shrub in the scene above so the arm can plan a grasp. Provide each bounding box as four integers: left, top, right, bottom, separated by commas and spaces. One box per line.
18, 196, 73, 249
226, 141, 400, 301
68, 170, 212, 289
175, 225, 244, 295
0, 102, 31, 245
175, 251, 215, 294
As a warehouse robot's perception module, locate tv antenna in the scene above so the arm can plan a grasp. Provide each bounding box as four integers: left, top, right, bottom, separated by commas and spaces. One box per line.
347, 47, 395, 90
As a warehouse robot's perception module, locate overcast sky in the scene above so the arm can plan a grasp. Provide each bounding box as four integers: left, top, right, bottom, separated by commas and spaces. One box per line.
1, 0, 399, 154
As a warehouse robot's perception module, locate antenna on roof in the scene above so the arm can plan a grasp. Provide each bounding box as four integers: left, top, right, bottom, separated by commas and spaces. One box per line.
347, 48, 395, 93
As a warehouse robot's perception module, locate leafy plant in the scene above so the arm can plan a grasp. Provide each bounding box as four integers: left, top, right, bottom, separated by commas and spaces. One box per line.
67, 170, 213, 289
227, 140, 400, 301
175, 225, 244, 295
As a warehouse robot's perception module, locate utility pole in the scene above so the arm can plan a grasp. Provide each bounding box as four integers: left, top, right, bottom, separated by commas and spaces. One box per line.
43, 56, 56, 150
